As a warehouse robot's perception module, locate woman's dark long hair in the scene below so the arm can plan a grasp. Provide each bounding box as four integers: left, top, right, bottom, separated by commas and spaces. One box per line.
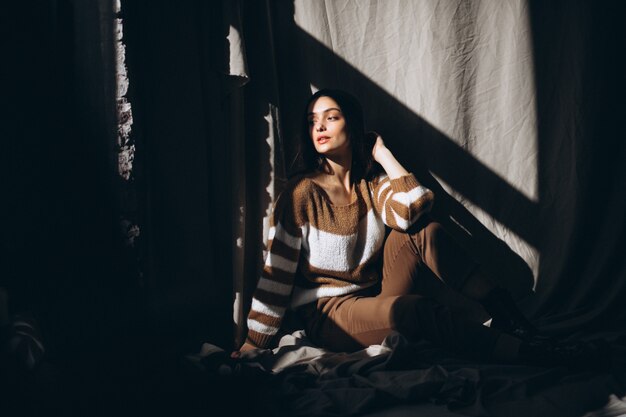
289, 89, 381, 183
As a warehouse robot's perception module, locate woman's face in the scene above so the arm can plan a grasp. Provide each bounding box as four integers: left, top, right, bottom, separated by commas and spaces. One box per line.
307, 96, 350, 157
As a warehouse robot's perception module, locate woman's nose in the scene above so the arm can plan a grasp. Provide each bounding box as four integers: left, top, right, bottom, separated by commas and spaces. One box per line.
315, 121, 325, 131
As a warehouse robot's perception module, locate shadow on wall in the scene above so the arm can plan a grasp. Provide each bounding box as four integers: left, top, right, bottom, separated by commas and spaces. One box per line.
527, 1, 626, 324
266, 1, 536, 301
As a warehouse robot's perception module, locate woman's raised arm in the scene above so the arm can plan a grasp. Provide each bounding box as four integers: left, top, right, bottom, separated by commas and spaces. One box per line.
369, 134, 434, 231
371, 134, 409, 179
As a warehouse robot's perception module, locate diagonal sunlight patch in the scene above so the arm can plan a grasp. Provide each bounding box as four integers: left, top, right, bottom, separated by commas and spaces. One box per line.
294, 0, 538, 202
292, 0, 540, 280
434, 172, 540, 284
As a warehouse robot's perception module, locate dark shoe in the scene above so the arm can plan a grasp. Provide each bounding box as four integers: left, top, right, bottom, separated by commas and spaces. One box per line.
482, 288, 539, 341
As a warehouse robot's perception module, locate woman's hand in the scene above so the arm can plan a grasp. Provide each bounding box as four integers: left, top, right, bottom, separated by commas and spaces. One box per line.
371, 133, 387, 163
231, 341, 256, 359
368, 132, 409, 179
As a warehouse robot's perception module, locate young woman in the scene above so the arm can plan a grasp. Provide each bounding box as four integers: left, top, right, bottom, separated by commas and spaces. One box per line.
233, 89, 593, 365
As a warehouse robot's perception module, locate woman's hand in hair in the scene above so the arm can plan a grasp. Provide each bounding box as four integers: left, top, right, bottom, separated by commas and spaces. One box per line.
370, 133, 409, 179
371, 133, 387, 163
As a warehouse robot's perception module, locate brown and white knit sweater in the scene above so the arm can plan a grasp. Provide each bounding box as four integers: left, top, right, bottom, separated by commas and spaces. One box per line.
246, 173, 435, 348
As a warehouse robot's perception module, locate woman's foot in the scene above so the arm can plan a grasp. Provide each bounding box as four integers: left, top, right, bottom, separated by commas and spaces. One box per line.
460, 269, 540, 341
481, 287, 540, 341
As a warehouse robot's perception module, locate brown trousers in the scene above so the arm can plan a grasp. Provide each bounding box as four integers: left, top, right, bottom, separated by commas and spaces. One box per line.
297, 219, 501, 357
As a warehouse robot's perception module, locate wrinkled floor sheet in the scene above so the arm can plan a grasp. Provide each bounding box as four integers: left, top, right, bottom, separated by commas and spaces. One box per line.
193, 330, 626, 417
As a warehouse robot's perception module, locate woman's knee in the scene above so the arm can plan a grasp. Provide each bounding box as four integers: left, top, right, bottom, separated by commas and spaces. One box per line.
410, 220, 445, 251
386, 228, 409, 247
389, 295, 439, 336
423, 221, 444, 240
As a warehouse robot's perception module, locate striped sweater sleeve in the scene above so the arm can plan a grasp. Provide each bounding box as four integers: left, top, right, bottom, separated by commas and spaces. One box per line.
246, 190, 302, 348
372, 173, 434, 231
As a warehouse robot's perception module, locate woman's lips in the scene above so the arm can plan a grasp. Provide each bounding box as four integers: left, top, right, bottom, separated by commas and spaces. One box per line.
317, 136, 330, 144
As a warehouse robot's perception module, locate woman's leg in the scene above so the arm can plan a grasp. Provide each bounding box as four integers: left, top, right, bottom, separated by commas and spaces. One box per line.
300, 293, 605, 369
383, 218, 538, 339
300, 292, 520, 361
381, 220, 479, 297
300, 221, 602, 367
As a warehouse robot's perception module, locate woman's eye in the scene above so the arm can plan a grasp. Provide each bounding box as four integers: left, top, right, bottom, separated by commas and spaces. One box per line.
328, 116, 338, 121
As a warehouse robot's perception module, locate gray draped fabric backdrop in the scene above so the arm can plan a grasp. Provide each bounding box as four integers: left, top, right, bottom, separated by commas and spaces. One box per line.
233, 0, 626, 344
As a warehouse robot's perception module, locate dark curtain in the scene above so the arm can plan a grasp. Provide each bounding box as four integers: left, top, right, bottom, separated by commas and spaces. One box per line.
528, 0, 626, 331
122, 0, 236, 353
2, 0, 126, 361
2, 1, 247, 415
2, 0, 135, 414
